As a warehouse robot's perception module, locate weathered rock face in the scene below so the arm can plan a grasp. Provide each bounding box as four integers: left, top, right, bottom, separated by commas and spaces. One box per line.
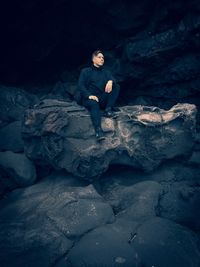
0, 121, 24, 152
0, 173, 114, 267
1, 172, 200, 267
22, 100, 196, 179
0, 86, 38, 124
0, 151, 36, 187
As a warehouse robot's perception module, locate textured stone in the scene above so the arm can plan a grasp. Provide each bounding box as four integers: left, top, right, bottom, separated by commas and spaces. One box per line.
131, 217, 200, 267
22, 100, 196, 179
66, 221, 141, 267
157, 182, 200, 230
0, 151, 36, 186
0, 86, 38, 122
0, 121, 24, 152
0, 174, 114, 266
116, 181, 162, 222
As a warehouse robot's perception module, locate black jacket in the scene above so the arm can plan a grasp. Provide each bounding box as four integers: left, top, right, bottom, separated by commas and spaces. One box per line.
78, 65, 115, 100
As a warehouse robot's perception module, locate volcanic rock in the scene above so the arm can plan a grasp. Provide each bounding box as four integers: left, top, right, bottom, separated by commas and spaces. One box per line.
22, 100, 196, 179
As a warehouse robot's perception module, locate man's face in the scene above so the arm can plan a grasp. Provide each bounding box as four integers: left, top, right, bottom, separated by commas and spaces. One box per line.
92, 53, 104, 67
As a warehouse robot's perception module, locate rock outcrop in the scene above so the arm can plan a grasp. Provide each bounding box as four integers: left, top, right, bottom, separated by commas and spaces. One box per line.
0, 173, 114, 267
1, 172, 200, 267
22, 100, 196, 179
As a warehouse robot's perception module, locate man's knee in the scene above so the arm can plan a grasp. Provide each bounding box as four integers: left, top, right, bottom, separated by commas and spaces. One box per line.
87, 99, 100, 110
113, 83, 120, 94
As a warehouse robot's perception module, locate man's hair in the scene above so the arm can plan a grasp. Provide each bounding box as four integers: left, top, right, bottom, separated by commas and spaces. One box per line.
92, 50, 104, 59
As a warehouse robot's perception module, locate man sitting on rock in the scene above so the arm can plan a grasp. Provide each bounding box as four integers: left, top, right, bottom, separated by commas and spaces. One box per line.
78, 50, 120, 141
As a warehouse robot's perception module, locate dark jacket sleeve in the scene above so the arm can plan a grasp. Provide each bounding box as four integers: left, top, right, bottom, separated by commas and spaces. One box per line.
78, 69, 90, 99
106, 69, 116, 84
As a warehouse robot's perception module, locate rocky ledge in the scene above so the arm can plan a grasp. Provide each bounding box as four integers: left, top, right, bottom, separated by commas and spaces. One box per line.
22, 100, 196, 179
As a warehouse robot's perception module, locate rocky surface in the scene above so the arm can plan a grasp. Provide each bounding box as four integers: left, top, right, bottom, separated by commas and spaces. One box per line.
0, 86, 38, 124
0, 121, 24, 152
0, 172, 114, 267
0, 151, 36, 186
1, 170, 200, 267
22, 100, 196, 179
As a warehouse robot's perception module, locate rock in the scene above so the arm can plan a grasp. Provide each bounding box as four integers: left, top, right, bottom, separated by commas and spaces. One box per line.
188, 151, 200, 165
157, 182, 200, 230
146, 160, 200, 183
0, 121, 24, 152
113, 15, 200, 105
0, 221, 72, 267
0, 151, 36, 186
0, 170, 18, 198
116, 181, 162, 222
22, 100, 196, 179
41, 81, 73, 102
66, 220, 141, 267
0, 174, 114, 266
97, 177, 162, 221
0, 86, 38, 123
131, 217, 200, 267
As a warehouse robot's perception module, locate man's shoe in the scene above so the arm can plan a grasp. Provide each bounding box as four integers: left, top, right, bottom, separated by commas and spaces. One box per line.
104, 108, 117, 118
95, 128, 105, 141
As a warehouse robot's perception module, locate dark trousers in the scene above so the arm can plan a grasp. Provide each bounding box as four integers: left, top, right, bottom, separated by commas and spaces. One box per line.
82, 84, 120, 130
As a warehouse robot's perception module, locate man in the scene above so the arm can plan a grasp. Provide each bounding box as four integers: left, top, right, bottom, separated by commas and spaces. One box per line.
78, 50, 120, 141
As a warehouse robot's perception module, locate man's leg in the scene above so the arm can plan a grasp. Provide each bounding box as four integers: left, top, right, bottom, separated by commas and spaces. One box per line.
82, 99, 105, 140
99, 84, 120, 117
106, 83, 120, 109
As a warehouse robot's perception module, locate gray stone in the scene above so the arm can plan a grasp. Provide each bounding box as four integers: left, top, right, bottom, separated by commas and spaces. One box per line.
188, 151, 200, 165
0, 86, 38, 122
131, 217, 200, 267
157, 182, 200, 230
0, 174, 115, 266
0, 151, 36, 186
22, 101, 197, 179
0, 121, 24, 152
98, 176, 162, 221
116, 181, 162, 222
66, 221, 141, 267
0, 220, 72, 267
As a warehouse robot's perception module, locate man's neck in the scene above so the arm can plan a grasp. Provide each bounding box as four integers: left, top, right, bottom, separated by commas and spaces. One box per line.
93, 64, 100, 68
92, 64, 103, 70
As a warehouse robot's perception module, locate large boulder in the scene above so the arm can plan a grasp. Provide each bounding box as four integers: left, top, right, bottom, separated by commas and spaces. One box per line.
0, 151, 36, 186
0, 121, 24, 152
157, 181, 200, 230
22, 100, 196, 179
97, 178, 162, 221
131, 217, 200, 267
0, 173, 114, 267
66, 221, 141, 267
0, 86, 38, 123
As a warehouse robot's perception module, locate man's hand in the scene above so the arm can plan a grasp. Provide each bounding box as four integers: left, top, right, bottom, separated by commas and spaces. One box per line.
89, 95, 99, 102
105, 80, 113, 93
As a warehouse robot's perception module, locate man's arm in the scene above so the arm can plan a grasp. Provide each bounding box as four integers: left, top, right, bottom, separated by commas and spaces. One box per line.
105, 70, 116, 93
78, 69, 91, 99
105, 80, 113, 93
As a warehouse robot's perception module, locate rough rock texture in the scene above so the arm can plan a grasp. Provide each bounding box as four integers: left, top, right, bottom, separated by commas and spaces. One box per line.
66, 217, 200, 267
0, 121, 24, 152
1, 172, 200, 267
66, 222, 141, 267
157, 181, 200, 230
0, 86, 38, 123
22, 100, 196, 179
0, 173, 114, 267
0, 151, 36, 186
132, 217, 200, 267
